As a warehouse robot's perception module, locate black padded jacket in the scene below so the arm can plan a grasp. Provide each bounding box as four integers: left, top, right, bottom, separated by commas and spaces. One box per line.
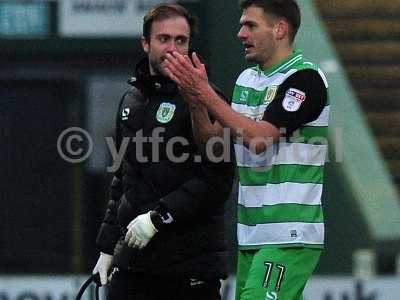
95, 58, 234, 279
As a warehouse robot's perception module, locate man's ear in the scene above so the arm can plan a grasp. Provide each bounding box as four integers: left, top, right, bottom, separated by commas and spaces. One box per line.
141, 36, 149, 53
274, 20, 288, 40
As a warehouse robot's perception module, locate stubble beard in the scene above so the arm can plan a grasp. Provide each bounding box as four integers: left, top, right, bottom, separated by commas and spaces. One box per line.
149, 58, 166, 77
244, 52, 262, 65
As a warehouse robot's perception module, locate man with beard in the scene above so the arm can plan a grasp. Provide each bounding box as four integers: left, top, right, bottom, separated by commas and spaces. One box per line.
92, 4, 234, 300
164, 1, 329, 299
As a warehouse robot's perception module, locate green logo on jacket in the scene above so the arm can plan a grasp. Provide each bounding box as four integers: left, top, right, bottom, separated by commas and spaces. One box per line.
156, 102, 176, 123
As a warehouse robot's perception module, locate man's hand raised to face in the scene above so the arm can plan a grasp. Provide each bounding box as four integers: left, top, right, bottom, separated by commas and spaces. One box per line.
164, 51, 211, 104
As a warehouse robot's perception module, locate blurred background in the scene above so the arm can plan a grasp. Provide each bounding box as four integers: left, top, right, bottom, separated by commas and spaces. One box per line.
1, 0, 400, 299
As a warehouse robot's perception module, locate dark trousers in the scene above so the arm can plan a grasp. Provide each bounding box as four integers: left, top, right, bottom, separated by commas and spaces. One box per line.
107, 270, 221, 300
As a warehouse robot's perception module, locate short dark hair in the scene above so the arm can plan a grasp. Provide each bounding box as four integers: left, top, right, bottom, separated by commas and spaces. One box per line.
143, 3, 197, 41
240, 0, 301, 43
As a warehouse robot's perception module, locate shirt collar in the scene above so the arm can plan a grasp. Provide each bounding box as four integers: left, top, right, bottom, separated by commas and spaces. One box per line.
256, 49, 303, 77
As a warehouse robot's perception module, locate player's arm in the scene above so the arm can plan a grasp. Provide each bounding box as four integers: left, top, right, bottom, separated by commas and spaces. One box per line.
189, 104, 223, 143
166, 52, 328, 153
183, 85, 228, 158
177, 57, 225, 145
202, 69, 328, 152
164, 51, 280, 154
196, 86, 280, 153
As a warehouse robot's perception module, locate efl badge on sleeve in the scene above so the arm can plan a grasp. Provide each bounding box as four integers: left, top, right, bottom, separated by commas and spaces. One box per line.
156, 102, 176, 123
282, 88, 306, 112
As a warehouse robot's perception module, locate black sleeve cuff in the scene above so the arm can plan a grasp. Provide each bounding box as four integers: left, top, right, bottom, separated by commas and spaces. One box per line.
96, 224, 121, 255
150, 205, 175, 231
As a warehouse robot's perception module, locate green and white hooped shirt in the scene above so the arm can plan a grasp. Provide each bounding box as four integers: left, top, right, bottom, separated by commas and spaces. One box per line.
232, 49, 329, 250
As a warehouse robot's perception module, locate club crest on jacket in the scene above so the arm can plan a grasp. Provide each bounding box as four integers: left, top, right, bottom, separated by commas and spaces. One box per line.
156, 102, 176, 123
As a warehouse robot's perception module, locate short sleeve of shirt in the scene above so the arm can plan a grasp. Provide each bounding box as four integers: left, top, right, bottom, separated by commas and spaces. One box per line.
263, 69, 327, 135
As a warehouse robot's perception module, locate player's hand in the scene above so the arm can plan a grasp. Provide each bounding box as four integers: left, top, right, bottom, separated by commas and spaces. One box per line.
125, 212, 158, 249
92, 252, 113, 285
164, 51, 209, 100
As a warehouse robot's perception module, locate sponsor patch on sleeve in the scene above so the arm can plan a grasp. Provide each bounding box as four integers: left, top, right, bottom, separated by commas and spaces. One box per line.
282, 88, 306, 112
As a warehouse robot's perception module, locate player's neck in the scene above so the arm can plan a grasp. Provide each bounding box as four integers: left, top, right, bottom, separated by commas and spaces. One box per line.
261, 45, 294, 70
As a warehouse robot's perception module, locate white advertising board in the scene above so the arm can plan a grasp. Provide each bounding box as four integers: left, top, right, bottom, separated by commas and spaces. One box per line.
304, 276, 400, 300
58, 0, 175, 37
1, 275, 400, 300
0, 276, 93, 300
